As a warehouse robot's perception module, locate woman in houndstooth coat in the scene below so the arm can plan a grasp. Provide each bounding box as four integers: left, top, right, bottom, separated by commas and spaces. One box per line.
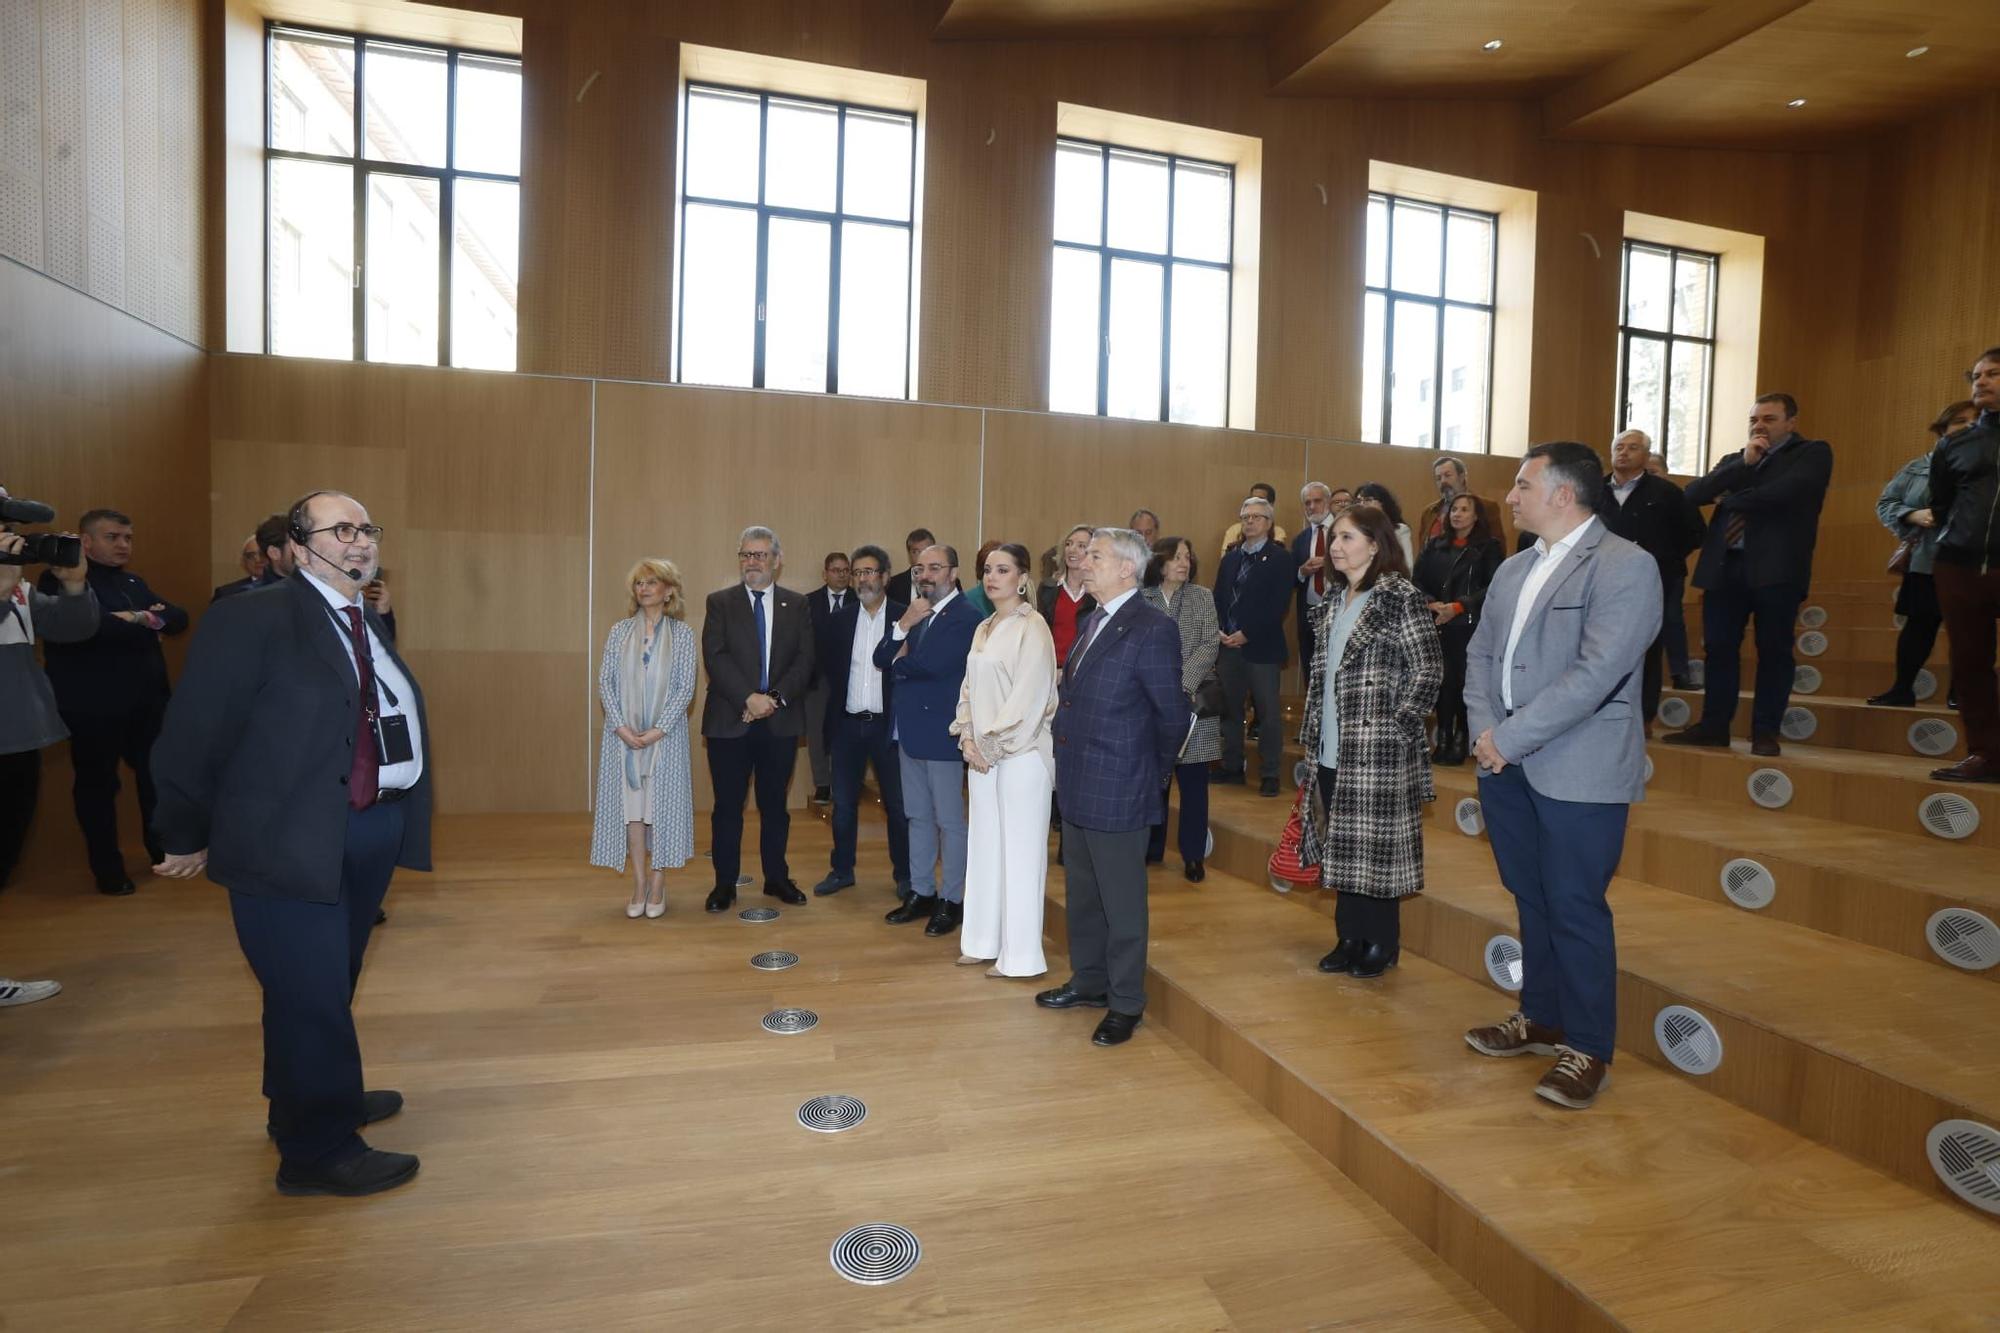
1295, 501, 1442, 979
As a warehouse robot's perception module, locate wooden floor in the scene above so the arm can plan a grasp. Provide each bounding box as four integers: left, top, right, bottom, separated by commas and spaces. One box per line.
0, 814, 1505, 1332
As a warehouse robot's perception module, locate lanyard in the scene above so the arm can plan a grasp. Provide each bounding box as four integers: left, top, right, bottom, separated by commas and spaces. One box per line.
319, 600, 401, 711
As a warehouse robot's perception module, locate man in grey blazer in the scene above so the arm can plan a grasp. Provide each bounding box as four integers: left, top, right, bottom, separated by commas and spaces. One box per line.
1460, 442, 1661, 1111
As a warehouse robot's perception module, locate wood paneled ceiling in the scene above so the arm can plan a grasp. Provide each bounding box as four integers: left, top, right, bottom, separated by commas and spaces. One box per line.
931, 0, 1996, 147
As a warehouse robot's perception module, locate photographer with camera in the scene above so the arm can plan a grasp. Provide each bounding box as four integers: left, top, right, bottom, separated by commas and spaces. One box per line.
35, 508, 187, 895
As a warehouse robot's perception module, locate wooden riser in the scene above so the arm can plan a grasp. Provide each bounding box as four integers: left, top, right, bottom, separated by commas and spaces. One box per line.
1688, 622, 1946, 667
1659, 688, 1967, 759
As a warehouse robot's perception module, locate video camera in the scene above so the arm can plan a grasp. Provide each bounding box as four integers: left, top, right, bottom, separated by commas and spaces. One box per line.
0, 496, 83, 568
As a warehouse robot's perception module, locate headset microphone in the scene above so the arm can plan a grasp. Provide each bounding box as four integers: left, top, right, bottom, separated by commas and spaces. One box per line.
303, 540, 367, 582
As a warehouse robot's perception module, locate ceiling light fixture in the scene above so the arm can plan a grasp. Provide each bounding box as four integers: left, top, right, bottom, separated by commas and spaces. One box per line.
1906, 45, 1929, 58
1481, 39, 1503, 51
1787, 98, 1807, 108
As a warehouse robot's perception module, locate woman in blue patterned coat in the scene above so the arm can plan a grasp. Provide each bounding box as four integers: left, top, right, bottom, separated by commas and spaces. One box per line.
1295, 502, 1442, 979
591, 558, 697, 917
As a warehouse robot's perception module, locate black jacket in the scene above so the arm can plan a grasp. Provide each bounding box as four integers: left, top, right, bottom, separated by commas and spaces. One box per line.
1595, 472, 1704, 582
37, 559, 187, 716
1682, 434, 1833, 591
149, 575, 433, 902
1213, 540, 1298, 666
1036, 580, 1097, 642
1412, 536, 1502, 631
816, 596, 904, 737
1928, 415, 2000, 568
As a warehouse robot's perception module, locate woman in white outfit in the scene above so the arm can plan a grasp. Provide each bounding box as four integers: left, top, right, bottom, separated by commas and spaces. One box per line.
952, 542, 1059, 977
589, 558, 698, 917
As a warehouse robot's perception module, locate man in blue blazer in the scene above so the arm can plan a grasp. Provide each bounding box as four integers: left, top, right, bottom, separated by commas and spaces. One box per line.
1213, 495, 1298, 796
875, 543, 981, 935
1036, 527, 1187, 1047
813, 544, 910, 900
1462, 443, 1660, 1111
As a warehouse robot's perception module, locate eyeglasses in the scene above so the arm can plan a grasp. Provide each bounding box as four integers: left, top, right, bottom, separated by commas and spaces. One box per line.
309, 523, 384, 544
850, 566, 883, 577
737, 550, 774, 561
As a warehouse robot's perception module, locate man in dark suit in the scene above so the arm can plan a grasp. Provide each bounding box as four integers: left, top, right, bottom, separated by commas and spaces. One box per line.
1595, 429, 1703, 726
1415, 456, 1503, 546
701, 525, 815, 912
802, 551, 852, 804
1213, 496, 1297, 796
37, 507, 188, 895
812, 544, 910, 898
151, 489, 431, 1195
885, 527, 932, 608
210, 529, 269, 601
1664, 393, 1832, 756
213, 515, 293, 602
1035, 527, 1185, 1047
877, 543, 981, 935
1292, 481, 1337, 673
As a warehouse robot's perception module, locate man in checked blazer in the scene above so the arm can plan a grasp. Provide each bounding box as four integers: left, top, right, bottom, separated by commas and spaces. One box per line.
1462, 443, 1660, 1112
1036, 527, 1187, 1047
701, 525, 815, 913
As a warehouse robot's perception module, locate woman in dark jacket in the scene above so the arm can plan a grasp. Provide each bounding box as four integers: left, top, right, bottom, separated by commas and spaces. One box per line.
1867, 399, 1975, 707
1412, 494, 1501, 764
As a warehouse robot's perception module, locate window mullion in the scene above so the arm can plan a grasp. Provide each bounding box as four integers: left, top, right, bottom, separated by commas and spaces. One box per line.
826, 107, 846, 395
753, 94, 770, 390
351, 45, 366, 360
1097, 149, 1111, 418
1160, 155, 1176, 423
1432, 213, 1447, 449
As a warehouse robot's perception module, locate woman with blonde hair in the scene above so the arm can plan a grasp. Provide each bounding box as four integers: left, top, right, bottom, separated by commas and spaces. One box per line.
590, 558, 698, 917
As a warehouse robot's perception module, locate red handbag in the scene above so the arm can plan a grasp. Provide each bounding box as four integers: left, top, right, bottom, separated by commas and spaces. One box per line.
1267, 780, 1322, 892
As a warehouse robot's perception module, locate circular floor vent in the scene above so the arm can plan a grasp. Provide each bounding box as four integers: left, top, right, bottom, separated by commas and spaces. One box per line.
1483, 935, 1524, 991
1910, 718, 1959, 757
1654, 1005, 1724, 1075
739, 907, 780, 922
1893, 613, 1908, 629
1720, 857, 1777, 910
1926, 908, 2000, 970
1294, 758, 1314, 788
1748, 767, 1794, 809
1658, 697, 1692, 729
1779, 706, 1818, 740
1644, 754, 1655, 784
830, 1223, 923, 1285
798, 1094, 868, 1133
1914, 668, 1939, 701
1204, 828, 1216, 857
1798, 604, 1828, 629
1794, 664, 1823, 694
1918, 792, 1982, 841
750, 950, 800, 971
1454, 797, 1484, 836
1686, 660, 1705, 689
761, 1008, 820, 1035
1926, 1120, 2000, 1216
1796, 630, 1829, 658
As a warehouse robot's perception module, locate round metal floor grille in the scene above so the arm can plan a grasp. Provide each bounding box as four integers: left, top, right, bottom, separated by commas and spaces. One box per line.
1779, 706, 1817, 741
1925, 908, 2000, 971
1454, 797, 1484, 836
736, 874, 753, 887
1917, 792, 1981, 841
1793, 664, 1823, 694
830, 1223, 922, 1284
798, 1094, 868, 1133
1268, 871, 1294, 894
1686, 660, 1705, 689
1909, 718, 1959, 757
1643, 754, 1655, 784
1796, 629, 1829, 658
1914, 668, 1939, 701
761, 1008, 819, 1035
1204, 828, 1215, 857
1720, 857, 1776, 910
1658, 697, 1691, 729
1747, 767, 1794, 809
1293, 758, 1313, 788
1927, 1120, 2000, 1215
1483, 935, 1523, 991
750, 950, 799, 971
1893, 612, 1908, 629
1654, 1004, 1724, 1075
1798, 604, 1828, 629
739, 907, 780, 922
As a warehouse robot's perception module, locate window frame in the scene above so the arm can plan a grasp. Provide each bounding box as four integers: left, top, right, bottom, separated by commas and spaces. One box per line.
674, 80, 919, 398
1363, 190, 1499, 453
1051, 136, 1236, 425
262, 21, 522, 366
1616, 239, 1720, 472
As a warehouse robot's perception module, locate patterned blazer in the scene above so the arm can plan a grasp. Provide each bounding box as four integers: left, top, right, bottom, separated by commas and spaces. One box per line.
1294, 574, 1442, 898
1052, 593, 1187, 832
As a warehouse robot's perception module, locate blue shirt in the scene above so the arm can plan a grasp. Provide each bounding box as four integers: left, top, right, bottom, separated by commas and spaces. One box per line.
1316, 587, 1372, 769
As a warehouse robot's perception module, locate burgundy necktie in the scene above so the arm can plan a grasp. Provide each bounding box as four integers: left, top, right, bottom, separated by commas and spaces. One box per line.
341, 606, 380, 811
1723, 510, 1747, 547
1068, 607, 1107, 675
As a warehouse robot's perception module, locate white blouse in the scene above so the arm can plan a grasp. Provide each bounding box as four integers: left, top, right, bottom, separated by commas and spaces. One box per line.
951, 603, 1059, 770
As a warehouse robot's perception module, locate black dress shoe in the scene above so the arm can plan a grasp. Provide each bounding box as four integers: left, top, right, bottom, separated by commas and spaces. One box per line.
812, 872, 855, 897
1035, 984, 1109, 1009
1145, 851, 1165, 865
1661, 725, 1730, 747
1749, 732, 1781, 757
276, 1147, 419, 1197
705, 886, 736, 913
1092, 1011, 1142, 1046
269, 1089, 403, 1140
1317, 938, 1359, 973
1670, 675, 1691, 690
894, 880, 914, 902
1348, 940, 1399, 979
1259, 777, 1280, 797
1866, 689, 1917, 707
97, 878, 136, 896
923, 900, 962, 937
1183, 860, 1205, 883
886, 895, 935, 924
375, 908, 388, 925
812, 785, 831, 804
764, 879, 807, 906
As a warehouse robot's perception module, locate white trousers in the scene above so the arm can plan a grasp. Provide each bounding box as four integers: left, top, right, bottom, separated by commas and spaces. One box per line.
962, 752, 1052, 976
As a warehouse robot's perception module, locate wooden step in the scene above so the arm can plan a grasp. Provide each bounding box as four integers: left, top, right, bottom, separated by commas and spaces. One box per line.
1660, 688, 1966, 759
1049, 859, 2000, 1329
1689, 622, 1944, 667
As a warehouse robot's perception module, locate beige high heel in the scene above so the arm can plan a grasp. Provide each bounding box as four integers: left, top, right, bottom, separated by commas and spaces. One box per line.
644, 875, 666, 919
956, 954, 990, 966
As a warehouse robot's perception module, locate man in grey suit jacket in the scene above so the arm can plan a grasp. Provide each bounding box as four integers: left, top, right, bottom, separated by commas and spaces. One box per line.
1460, 442, 1661, 1112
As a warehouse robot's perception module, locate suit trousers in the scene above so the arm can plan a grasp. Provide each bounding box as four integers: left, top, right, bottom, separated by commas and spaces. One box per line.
828, 711, 909, 884
1891, 571, 1944, 695
900, 749, 968, 902
1437, 619, 1475, 742
1477, 763, 1625, 1063
1699, 554, 1804, 735
63, 695, 166, 885
803, 678, 832, 789
963, 753, 1051, 976
1217, 646, 1282, 781
1661, 570, 1691, 679
1061, 821, 1150, 1015
229, 800, 404, 1166
0, 747, 39, 889
1146, 761, 1209, 865
706, 720, 797, 889
1935, 561, 2000, 761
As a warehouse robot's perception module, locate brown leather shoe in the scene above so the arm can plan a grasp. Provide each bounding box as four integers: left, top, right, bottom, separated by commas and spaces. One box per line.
1464, 1011, 1563, 1058
1930, 754, 2000, 783
1750, 732, 1781, 757
1535, 1046, 1611, 1109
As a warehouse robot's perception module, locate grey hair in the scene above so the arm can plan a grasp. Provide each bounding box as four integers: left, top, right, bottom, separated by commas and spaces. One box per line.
1613, 427, 1653, 450
1433, 455, 1469, 480
1238, 496, 1276, 518
1094, 526, 1153, 575
739, 524, 781, 558
1300, 481, 1332, 500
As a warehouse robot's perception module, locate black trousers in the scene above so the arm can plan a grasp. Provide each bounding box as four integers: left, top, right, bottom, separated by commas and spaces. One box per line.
1147, 761, 1210, 864
230, 801, 404, 1166
1699, 555, 1804, 736
62, 697, 166, 885
0, 748, 40, 889
1062, 821, 1150, 1016
1437, 620, 1474, 743
1892, 571, 1944, 695
706, 720, 798, 890
828, 711, 909, 883
1316, 764, 1400, 950
1661, 570, 1690, 679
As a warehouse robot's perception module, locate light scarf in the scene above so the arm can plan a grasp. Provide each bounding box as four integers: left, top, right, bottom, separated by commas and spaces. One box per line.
1, 586, 32, 647
620, 613, 675, 790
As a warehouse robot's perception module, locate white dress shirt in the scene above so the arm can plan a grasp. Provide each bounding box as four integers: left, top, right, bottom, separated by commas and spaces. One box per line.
1500, 516, 1597, 713
743, 582, 775, 690
846, 598, 889, 714
1068, 586, 1137, 670
302, 569, 425, 791
890, 586, 958, 642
